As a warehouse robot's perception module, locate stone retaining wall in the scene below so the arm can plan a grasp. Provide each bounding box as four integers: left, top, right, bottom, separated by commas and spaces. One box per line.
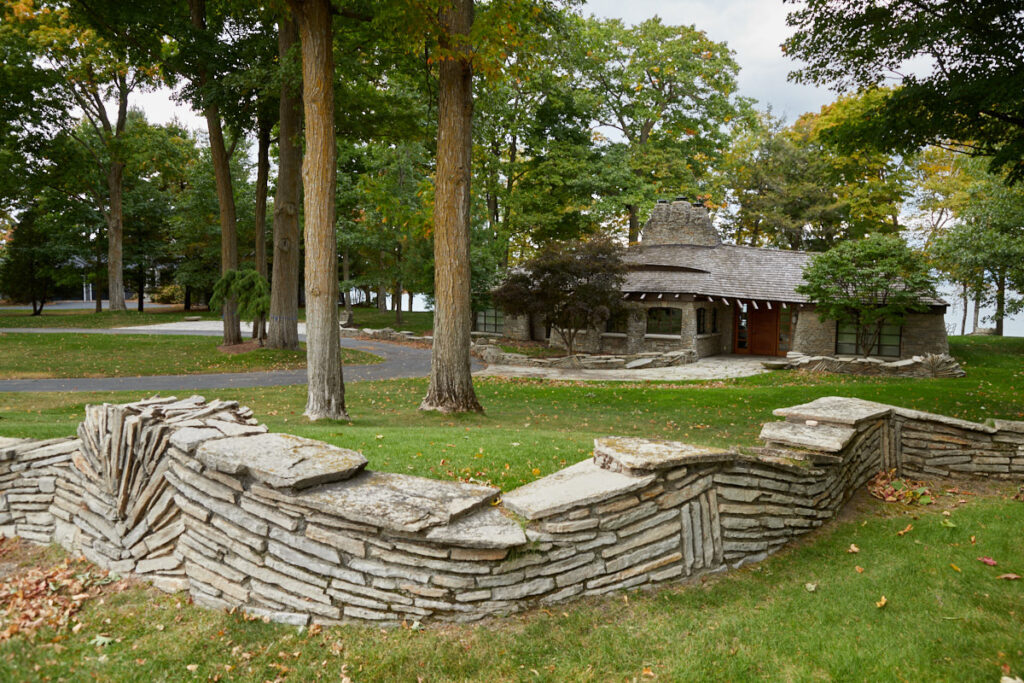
1, 395, 1021, 627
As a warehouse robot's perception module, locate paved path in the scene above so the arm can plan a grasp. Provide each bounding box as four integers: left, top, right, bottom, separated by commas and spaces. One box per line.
0, 327, 436, 393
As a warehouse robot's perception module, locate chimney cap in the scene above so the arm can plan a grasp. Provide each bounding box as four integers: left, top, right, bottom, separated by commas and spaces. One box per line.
656, 199, 669, 204
691, 201, 704, 208
674, 195, 687, 202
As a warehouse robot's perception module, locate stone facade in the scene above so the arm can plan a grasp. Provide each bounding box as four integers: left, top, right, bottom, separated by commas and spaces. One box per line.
901, 312, 950, 357
642, 200, 721, 247
791, 305, 836, 356
2, 395, 1022, 626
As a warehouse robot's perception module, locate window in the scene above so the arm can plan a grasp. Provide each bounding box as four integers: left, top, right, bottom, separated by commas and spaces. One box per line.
474, 308, 504, 334
778, 305, 793, 353
836, 321, 901, 357
696, 308, 707, 334
646, 307, 681, 335
605, 310, 628, 334
711, 308, 719, 334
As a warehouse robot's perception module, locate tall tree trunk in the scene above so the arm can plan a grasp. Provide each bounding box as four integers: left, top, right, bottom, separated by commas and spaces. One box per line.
136, 270, 144, 312
627, 204, 640, 243
107, 161, 126, 311
377, 251, 388, 312
342, 247, 352, 325
421, 0, 482, 414
253, 115, 272, 341
190, 0, 241, 346
290, 0, 347, 420
394, 281, 403, 326
995, 272, 1005, 336
973, 289, 981, 333
184, 285, 192, 312
407, 291, 413, 312
268, 16, 303, 351
960, 282, 968, 336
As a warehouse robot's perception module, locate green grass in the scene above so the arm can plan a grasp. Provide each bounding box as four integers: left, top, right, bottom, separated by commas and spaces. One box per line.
344, 308, 434, 335
0, 336, 1020, 492
0, 308, 224, 329
1, 492, 1021, 681
0, 333, 380, 379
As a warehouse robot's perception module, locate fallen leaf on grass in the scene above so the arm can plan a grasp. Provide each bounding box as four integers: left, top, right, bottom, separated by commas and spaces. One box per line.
978, 557, 998, 566
855, 566, 864, 574
876, 596, 887, 608
804, 582, 818, 592
641, 666, 655, 678
186, 664, 198, 672
847, 544, 860, 554
950, 564, 961, 572
941, 519, 957, 528
997, 574, 1021, 580
897, 524, 913, 536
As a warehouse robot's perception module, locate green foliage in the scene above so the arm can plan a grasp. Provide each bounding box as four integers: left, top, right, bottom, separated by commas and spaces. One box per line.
722, 92, 913, 251
784, 0, 1024, 183
797, 234, 937, 356
211, 268, 270, 325
493, 238, 627, 356
0, 206, 72, 314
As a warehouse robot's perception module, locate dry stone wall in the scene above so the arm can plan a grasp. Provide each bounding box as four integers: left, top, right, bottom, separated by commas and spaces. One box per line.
1, 395, 1021, 627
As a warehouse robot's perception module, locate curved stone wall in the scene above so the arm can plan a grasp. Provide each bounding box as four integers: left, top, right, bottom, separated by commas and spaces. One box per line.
1, 395, 1021, 626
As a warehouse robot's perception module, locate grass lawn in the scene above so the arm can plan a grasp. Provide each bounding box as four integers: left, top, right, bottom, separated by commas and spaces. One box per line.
0, 308, 223, 329
0, 489, 1021, 681
0, 336, 1020, 493
344, 308, 434, 335
0, 333, 380, 379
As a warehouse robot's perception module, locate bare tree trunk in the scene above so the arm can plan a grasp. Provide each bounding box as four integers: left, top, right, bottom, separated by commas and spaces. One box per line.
627, 204, 640, 243
342, 247, 353, 325
290, 0, 347, 420
268, 16, 303, 350
377, 251, 388, 311
136, 270, 144, 312
995, 273, 1005, 336
960, 282, 968, 336
190, 0, 241, 346
107, 161, 126, 311
394, 281, 403, 326
973, 289, 981, 333
421, 0, 482, 414
253, 115, 271, 342
184, 285, 192, 312
407, 291, 413, 312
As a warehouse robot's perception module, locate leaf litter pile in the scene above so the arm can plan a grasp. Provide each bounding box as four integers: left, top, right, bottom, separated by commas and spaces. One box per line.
0, 536, 126, 641
868, 469, 934, 505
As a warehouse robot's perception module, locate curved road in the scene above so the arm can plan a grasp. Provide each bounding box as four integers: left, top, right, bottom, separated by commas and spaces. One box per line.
0, 327, 457, 393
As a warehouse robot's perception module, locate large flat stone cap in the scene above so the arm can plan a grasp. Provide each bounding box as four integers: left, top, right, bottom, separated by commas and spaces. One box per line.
594, 437, 732, 473
196, 433, 367, 490
301, 471, 499, 533
0, 437, 33, 461
502, 459, 656, 521
992, 419, 1024, 434
425, 507, 527, 549
773, 396, 891, 426
759, 421, 856, 454
890, 406, 996, 434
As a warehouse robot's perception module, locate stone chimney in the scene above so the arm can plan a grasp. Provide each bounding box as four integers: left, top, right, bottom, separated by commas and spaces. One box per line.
641, 198, 721, 247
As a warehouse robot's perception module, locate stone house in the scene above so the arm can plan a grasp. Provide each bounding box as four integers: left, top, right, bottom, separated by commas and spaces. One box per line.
502, 198, 949, 359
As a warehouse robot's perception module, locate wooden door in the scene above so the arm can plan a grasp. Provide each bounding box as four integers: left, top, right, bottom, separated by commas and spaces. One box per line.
749, 307, 780, 355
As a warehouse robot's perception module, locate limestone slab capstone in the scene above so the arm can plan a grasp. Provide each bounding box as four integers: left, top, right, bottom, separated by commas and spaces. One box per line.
502, 460, 655, 520
300, 471, 498, 533
594, 437, 732, 473
196, 433, 367, 490
424, 507, 527, 549
759, 421, 857, 453
772, 396, 891, 426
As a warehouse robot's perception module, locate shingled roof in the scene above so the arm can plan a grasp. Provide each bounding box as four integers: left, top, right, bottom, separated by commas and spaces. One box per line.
625, 200, 945, 307
623, 243, 814, 303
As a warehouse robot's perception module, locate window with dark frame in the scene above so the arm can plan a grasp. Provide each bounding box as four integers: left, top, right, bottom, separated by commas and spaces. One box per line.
605, 310, 629, 334
696, 307, 707, 334
711, 308, 719, 334
474, 308, 504, 334
646, 307, 682, 335
835, 320, 901, 357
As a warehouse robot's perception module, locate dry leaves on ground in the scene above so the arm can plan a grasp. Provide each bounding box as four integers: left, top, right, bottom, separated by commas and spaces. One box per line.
0, 536, 126, 641
868, 469, 933, 505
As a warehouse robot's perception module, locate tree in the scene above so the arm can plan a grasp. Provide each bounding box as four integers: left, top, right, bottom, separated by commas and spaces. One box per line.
210, 268, 270, 344
288, 0, 347, 421
575, 16, 744, 241
3, 0, 160, 311
266, 15, 303, 351
796, 234, 938, 357
0, 205, 72, 314
783, 0, 1024, 184
492, 238, 627, 357
721, 93, 914, 251
420, 0, 482, 414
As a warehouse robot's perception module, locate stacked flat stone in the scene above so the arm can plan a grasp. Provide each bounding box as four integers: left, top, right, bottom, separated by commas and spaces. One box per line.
782, 353, 965, 378
479, 347, 697, 370
0, 436, 78, 543
1, 394, 1022, 626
